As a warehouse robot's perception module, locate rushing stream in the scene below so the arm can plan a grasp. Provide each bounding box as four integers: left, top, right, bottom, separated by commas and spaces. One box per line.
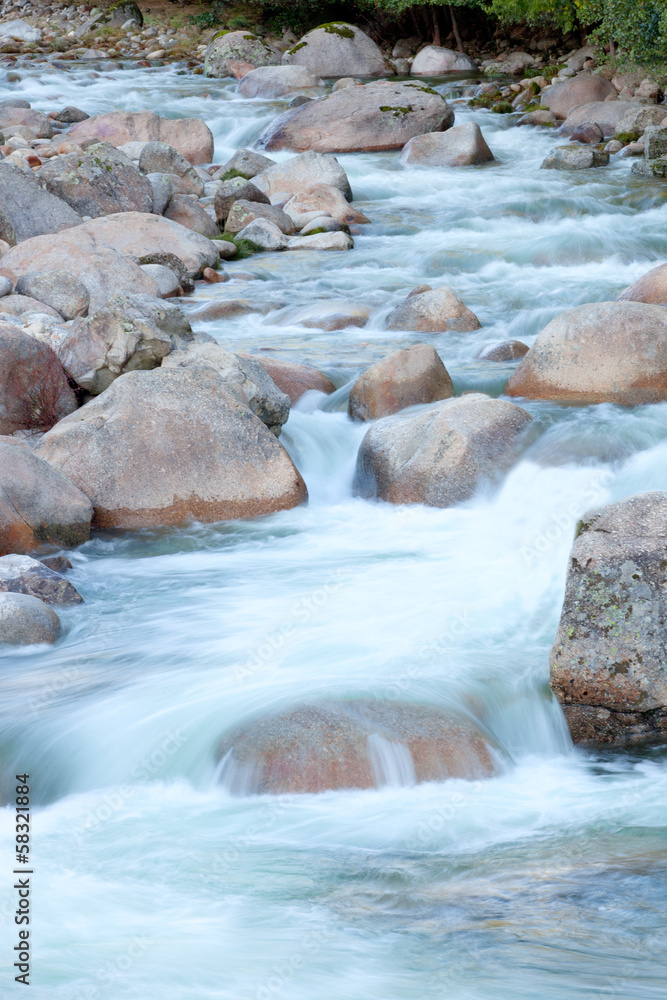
1, 60, 667, 999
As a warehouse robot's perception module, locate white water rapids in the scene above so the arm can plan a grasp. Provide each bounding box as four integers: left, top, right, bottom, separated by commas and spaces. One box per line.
0, 61, 666, 999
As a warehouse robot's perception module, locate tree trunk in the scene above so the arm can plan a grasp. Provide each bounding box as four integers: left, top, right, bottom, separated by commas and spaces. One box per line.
432, 6, 441, 47
449, 5, 464, 52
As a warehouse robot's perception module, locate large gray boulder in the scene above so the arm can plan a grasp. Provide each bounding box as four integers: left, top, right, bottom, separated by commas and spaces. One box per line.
258, 80, 455, 153
58, 293, 201, 395
68, 111, 214, 166
216, 699, 498, 794
543, 74, 617, 119
0, 437, 92, 556
39, 143, 153, 219
385, 285, 480, 332
550, 492, 667, 745
204, 30, 281, 78
557, 101, 636, 138
0, 553, 82, 605
400, 122, 494, 167
238, 65, 324, 98
353, 393, 532, 507
541, 145, 609, 170
252, 150, 352, 201
282, 23, 387, 78
0, 162, 82, 246
0, 592, 60, 646
348, 344, 453, 421
0, 324, 76, 435
33, 368, 308, 529
507, 301, 667, 405
410, 45, 477, 75
162, 343, 290, 436
14, 271, 90, 321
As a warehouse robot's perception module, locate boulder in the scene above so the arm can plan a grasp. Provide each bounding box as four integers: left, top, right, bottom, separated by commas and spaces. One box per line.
238, 65, 324, 98
541, 146, 609, 170
252, 150, 352, 201
68, 111, 214, 166
287, 232, 353, 251
0, 294, 63, 320
225, 200, 294, 235
258, 80, 455, 153
0, 19, 42, 43
216, 699, 498, 794
138, 142, 204, 196
162, 343, 290, 435
0, 324, 76, 435
491, 51, 536, 76
39, 143, 153, 219
54, 106, 90, 124
543, 74, 617, 119
58, 293, 200, 395
615, 105, 667, 136
410, 45, 477, 76
516, 109, 559, 127
0, 107, 52, 138
14, 271, 90, 321
619, 263, 667, 304
139, 263, 181, 298
283, 184, 369, 225
213, 177, 270, 226
205, 30, 281, 78
0, 592, 60, 646
348, 344, 453, 421
236, 218, 289, 251
643, 125, 667, 159
354, 393, 531, 507
145, 172, 172, 215
240, 355, 335, 401
550, 492, 667, 745
281, 301, 369, 331
385, 285, 481, 332
0, 232, 159, 313
0, 553, 82, 605
282, 23, 387, 79
216, 149, 274, 181
33, 368, 307, 529
506, 301, 667, 405
164, 195, 219, 238
400, 122, 494, 167
479, 340, 529, 362
557, 101, 636, 139
0, 437, 92, 555
0, 162, 82, 246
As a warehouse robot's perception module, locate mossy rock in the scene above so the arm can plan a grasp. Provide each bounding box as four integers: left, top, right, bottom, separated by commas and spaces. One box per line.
205, 29, 281, 78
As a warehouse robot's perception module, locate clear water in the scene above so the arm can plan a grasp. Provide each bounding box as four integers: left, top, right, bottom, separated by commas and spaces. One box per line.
1, 61, 666, 999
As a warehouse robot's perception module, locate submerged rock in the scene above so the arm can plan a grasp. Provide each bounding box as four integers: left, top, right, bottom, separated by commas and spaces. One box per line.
479, 340, 529, 362
282, 23, 387, 79
385, 285, 480, 333
216, 699, 499, 795
348, 344, 453, 421
0, 553, 82, 605
0, 324, 76, 435
353, 393, 532, 507
541, 146, 609, 170
0, 592, 60, 646
550, 492, 667, 745
0, 437, 92, 556
33, 368, 307, 529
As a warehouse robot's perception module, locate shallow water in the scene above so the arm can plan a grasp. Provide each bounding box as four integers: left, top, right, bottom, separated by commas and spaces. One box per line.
1, 59, 667, 999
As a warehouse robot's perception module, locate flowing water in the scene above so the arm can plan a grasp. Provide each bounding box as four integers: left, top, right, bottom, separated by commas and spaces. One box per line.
1, 61, 667, 999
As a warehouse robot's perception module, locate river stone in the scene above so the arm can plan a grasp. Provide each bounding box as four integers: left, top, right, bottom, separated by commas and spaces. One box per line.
236, 218, 289, 251
214, 178, 270, 226
400, 122, 494, 167
550, 491, 667, 745
283, 184, 369, 225
139, 263, 181, 298
239, 355, 335, 402
137, 252, 194, 294
238, 65, 324, 98
0, 324, 76, 435
138, 142, 204, 196
283, 23, 387, 79
491, 51, 536, 76
68, 111, 214, 166
281, 301, 369, 331
162, 343, 290, 436
38, 143, 153, 219
33, 368, 307, 529
0, 592, 60, 646
619, 263, 667, 304
0, 437, 92, 555
0, 107, 52, 138
164, 195, 219, 238
568, 123, 604, 144
0, 162, 82, 246
252, 150, 353, 201
258, 80, 455, 153
0, 294, 63, 320
145, 173, 172, 215
225, 201, 295, 235
479, 340, 529, 362
54, 106, 90, 124
385, 285, 481, 333
557, 101, 637, 139
0, 233, 159, 313
541, 146, 609, 170
615, 105, 667, 136
300, 216, 344, 235
542, 74, 617, 119
287, 231, 353, 251
58, 293, 200, 395
506, 301, 667, 405
0, 19, 42, 43
410, 45, 477, 75
353, 393, 532, 507
217, 149, 275, 180
0, 553, 82, 605
205, 30, 281, 78
14, 271, 90, 321
0, 277, 12, 297
516, 109, 559, 127
215, 699, 498, 794
349, 344, 453, 422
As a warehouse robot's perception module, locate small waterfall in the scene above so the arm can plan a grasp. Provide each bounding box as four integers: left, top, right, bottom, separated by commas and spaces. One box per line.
367, 734, 417, 788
